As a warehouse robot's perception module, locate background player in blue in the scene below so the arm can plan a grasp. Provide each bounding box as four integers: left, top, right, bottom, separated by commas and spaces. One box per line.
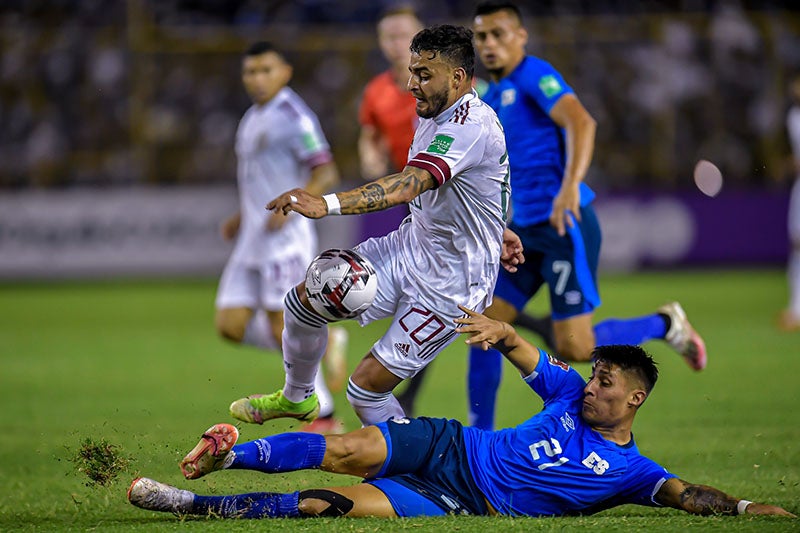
128, 307, 794, 520
468, 1, 708, 431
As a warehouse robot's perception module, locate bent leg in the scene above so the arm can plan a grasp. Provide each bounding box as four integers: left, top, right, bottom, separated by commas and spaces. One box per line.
347, 354, 405, 425
552, 313, 596, 362
215, 307, 254, 343
299, 483, 397, 518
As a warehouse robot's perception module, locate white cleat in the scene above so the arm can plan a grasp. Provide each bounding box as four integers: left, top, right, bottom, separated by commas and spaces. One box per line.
127, 477, 194, 515
658, 302, 707, 371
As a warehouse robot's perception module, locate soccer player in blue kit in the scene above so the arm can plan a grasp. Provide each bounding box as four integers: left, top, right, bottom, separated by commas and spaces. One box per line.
128, 306, 793, 520
468, 1, 708, 431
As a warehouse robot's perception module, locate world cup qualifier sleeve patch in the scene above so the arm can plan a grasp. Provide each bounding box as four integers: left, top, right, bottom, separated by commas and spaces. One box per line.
426, 134, 454, 155
538, 74, 563, 98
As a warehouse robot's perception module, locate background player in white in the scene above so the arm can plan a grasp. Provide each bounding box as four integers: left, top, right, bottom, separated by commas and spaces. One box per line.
129, 307, 794, 519
215, 41, 347, 434
227, 25, 524, 427
780, 73, 800, 331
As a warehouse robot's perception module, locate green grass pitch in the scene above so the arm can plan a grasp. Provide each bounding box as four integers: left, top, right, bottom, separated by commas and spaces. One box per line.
1, 269, 798, 532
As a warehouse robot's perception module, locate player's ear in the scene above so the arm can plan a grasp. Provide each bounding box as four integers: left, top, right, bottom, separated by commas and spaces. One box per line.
283, 63, 293, 84
518, 26, 529, 46
452, 67, 467, 89
628, 389, 647, 409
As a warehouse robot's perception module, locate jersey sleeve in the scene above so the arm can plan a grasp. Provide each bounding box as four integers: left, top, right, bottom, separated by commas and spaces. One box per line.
289, 113, 333, 169
522, 349, 586, 405
614, 456, 677, 507
406, 110, 485, 188
517, 58, 574, 115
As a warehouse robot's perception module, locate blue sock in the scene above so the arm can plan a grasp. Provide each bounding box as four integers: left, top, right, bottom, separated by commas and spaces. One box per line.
468, 346, 503, 431
192, 491, 300, 518
230, 433, 326, 473
594, 314, 667, 346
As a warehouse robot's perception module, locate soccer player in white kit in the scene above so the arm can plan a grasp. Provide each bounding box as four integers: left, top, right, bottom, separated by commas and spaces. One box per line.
229, 26, 525, 426
780, 74, 800, 331
216, 42, 347, 433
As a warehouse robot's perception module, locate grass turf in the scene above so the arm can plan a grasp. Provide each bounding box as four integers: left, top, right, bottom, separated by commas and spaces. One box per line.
0, 269, 798, 531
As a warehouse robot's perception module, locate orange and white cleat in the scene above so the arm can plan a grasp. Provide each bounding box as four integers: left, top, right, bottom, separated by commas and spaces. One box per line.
180, 423, 239, 480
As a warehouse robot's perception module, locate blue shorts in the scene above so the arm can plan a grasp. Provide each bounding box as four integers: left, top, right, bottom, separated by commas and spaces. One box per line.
495, 205, 601, 320
365, 417, 489, 516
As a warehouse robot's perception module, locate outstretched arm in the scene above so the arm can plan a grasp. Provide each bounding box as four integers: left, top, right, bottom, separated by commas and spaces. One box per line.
455, 305, 541, 376
267, 165, 436, 219
267, 160, 341, 231
548, 94, 596, 236
655, 477, 795, 517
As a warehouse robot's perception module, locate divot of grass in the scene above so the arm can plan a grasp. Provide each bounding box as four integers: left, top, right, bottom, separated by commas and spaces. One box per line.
70, 437, 131, 487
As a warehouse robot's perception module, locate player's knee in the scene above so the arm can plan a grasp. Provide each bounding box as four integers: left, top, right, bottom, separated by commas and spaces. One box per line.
298, 489, 354, 517
215, 314, 245, 343
482, 297, 517, 323
323, 429, 385, 476
554, 336, 593, 362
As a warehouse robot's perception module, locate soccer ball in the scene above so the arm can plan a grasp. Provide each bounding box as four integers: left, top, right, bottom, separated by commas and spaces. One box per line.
305, 248, 378, 320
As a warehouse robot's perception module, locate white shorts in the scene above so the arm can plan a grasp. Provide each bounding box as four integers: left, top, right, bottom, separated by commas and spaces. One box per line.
215, 252, 311, 311
790, 178, 800, 243
353, 235, 461, 380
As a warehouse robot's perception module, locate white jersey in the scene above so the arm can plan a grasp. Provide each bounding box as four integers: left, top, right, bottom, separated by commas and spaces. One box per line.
788, 105, 800, 240
231, 87, 332, 266
394, 89, 509, 316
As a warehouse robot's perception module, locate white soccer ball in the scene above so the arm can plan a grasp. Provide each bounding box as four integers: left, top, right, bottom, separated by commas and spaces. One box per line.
305, 248, 378, 321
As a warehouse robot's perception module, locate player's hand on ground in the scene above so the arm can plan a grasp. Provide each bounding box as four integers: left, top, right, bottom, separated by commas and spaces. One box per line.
267, 188, 327, 219
455, 305, 512, 351
220, 213, 241, 241
549, 183, 581, 236
501, 228, 524, 273
744, 502, 796, 517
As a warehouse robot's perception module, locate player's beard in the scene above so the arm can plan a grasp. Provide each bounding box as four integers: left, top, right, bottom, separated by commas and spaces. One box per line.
417, 89, 449, 119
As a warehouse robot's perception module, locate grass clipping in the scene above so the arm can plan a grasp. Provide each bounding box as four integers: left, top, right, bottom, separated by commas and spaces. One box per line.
71, 437, 131, 487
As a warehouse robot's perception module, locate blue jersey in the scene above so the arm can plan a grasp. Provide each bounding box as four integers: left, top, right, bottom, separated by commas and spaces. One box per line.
462, 351, 675, 517
482, 56, 595, 226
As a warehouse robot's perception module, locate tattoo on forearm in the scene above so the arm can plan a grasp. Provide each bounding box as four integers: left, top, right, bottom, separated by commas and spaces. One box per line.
339, 168, 433, 214
679, 484, 738, 515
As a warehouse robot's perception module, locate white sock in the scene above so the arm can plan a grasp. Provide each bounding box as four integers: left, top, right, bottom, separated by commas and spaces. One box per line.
242, 309, 279, 350
281, 288, 329, 403
346, 378, 405, 426
314, 370, 334, 418
790, 249, 800, 317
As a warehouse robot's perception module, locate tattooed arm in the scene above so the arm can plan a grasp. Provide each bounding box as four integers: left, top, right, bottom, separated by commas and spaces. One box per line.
266, 166, 437, 219
655, 478, 795, 517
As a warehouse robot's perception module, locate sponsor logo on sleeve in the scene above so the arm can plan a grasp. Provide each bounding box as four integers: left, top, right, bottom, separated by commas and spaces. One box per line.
302, 132, 322, 151
538, 74, 563, 98
426, 134, 454, 154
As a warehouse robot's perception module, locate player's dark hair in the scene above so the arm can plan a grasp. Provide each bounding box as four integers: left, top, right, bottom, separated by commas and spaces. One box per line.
592, 345, 659, 396
410, 25, 475, 78
474, 1, 523, 23
245, 41, 285, 61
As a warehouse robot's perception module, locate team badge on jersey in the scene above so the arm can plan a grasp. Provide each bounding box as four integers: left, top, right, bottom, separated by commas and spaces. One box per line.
426, 134, 454, 154
538, 75, 563, 98
501, 88, 516, 106
547, 353, 570, 371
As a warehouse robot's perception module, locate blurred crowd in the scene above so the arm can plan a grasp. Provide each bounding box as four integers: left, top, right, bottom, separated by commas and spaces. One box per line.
1, 0, 799, 190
